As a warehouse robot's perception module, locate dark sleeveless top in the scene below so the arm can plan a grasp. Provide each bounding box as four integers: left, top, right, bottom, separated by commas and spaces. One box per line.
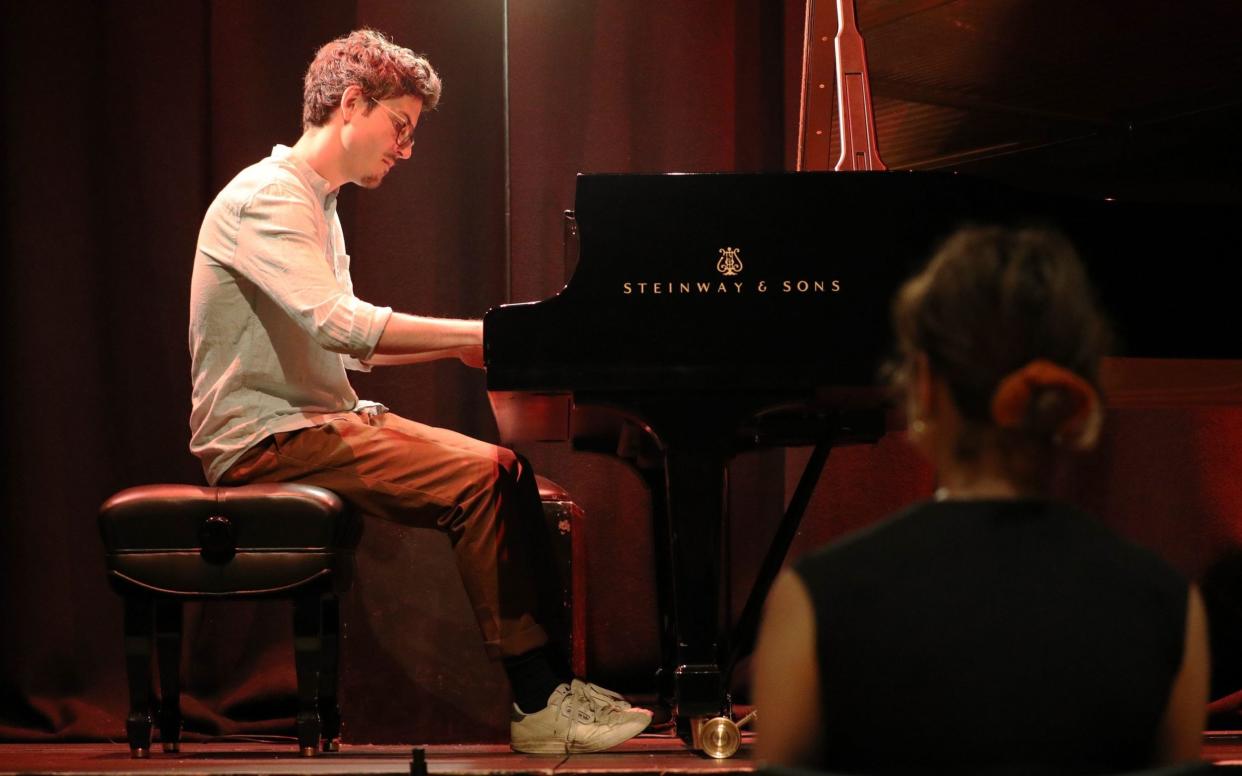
793, 499, 1187, 775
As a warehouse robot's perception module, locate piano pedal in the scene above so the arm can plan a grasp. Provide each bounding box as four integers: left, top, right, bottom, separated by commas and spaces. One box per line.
689, 708, 757, 759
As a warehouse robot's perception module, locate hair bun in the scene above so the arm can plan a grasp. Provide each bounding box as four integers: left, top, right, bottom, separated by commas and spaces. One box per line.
990, 360, 1102, 450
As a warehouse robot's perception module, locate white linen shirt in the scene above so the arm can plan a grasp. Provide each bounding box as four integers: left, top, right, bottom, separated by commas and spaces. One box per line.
189, 145, 392, 484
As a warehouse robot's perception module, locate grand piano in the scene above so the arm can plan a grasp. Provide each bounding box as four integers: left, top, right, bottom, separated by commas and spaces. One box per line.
483, 0, 1242, 747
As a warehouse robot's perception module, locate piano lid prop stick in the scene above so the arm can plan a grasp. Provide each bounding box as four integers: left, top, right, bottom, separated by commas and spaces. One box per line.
834, 0, 887, 171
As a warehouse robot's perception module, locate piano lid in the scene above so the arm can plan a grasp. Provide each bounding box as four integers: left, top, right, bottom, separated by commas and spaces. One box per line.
487, 2, 1242, 393
817, 1, 1242, 203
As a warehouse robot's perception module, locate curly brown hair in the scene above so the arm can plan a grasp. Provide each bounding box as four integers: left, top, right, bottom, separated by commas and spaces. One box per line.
302, 29, 442, 129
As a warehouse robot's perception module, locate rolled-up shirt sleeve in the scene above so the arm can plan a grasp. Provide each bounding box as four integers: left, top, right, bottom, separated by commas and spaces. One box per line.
228, 182, 391, 359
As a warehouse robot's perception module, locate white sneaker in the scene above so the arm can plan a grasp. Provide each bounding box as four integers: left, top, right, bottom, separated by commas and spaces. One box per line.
511, 679, 652, 754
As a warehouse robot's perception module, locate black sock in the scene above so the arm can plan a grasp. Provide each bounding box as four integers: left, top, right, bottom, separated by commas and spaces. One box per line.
504, 644, 572, 714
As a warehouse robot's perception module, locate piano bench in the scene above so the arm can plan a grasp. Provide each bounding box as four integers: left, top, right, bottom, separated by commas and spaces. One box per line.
97, 483, 359, 759
535, 475, 588, 677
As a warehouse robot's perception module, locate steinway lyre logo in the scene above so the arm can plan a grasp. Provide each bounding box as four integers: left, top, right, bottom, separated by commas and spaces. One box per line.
716, 246, 743, 277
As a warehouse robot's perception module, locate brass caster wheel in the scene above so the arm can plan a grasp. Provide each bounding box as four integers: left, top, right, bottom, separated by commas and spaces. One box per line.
162, 742, 180, 753
691, 709, 758, 759
300, 745, 318, 757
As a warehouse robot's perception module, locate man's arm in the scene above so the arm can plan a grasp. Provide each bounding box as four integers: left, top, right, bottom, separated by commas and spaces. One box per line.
364, 313, 483, 367
364, 349, 464, 366
230, 182, 484, 369
371, 313, 480, 354
230, 183, 392, 360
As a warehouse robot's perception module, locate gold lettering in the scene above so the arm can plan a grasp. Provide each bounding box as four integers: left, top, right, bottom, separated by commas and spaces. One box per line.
628, 278, 844, 295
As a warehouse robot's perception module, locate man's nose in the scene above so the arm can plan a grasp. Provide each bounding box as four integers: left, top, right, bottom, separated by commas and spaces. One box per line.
396, 143, 412, 160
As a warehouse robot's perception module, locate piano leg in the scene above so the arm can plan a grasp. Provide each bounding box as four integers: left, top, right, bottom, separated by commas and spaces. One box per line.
662, 446, 728, 724
640, 463, 680, 722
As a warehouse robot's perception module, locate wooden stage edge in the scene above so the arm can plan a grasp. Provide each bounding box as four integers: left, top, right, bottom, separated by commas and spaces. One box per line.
8, 734, 1242, 775
0, 733, 755, 776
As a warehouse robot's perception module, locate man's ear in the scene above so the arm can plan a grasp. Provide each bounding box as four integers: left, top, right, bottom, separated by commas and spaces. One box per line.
339, 84, 365, 122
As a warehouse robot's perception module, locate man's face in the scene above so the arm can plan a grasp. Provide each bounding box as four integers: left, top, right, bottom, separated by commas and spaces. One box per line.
343, 93, 424, 189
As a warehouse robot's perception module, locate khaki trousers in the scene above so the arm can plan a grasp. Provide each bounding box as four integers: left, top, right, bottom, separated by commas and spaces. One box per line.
221, 411, 550, 659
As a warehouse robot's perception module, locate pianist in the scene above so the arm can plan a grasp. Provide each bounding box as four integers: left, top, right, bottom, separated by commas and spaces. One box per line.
753, 226, 1208, 772
187, 29, 650, 753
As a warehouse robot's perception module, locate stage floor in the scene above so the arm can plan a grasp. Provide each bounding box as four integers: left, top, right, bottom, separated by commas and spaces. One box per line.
7, 734, 1242, 775
0, 731, 756, 775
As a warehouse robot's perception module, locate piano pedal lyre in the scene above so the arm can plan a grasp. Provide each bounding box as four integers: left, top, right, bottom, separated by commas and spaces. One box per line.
689, 708, 757, 759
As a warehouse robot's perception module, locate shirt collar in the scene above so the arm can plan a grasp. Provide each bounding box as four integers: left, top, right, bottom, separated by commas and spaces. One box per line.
270, 144, 338, 211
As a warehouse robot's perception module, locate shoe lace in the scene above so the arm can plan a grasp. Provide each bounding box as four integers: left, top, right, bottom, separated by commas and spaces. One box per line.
559, 682, 627, 725
579, 681, 632, 711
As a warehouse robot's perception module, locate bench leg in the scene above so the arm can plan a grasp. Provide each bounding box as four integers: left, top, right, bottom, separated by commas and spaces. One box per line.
319, 595, 341, 752
123, 595, 154, 758
293, 594, 323, 757
154, 599, 183, 753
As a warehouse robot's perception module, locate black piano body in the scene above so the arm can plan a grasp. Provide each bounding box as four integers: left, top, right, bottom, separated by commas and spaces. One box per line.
484, 170, 1241, 724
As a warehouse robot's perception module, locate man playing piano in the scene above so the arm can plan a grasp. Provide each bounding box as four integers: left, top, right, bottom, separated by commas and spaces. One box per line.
187, 28, 650, 753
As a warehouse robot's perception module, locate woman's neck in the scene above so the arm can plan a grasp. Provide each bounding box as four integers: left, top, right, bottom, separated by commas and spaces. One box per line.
933, 465, 1032, 502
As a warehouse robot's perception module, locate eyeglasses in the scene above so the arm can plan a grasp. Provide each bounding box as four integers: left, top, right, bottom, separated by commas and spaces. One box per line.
369, 97, 415, 150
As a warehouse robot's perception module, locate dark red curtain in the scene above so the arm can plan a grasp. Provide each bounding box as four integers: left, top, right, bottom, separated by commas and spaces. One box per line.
0, 0, 800, 744
0, 0, 513, 743
3, 0, 1241, 747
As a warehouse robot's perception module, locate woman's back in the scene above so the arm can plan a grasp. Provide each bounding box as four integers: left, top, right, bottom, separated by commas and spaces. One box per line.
794, 499, 1187, 774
